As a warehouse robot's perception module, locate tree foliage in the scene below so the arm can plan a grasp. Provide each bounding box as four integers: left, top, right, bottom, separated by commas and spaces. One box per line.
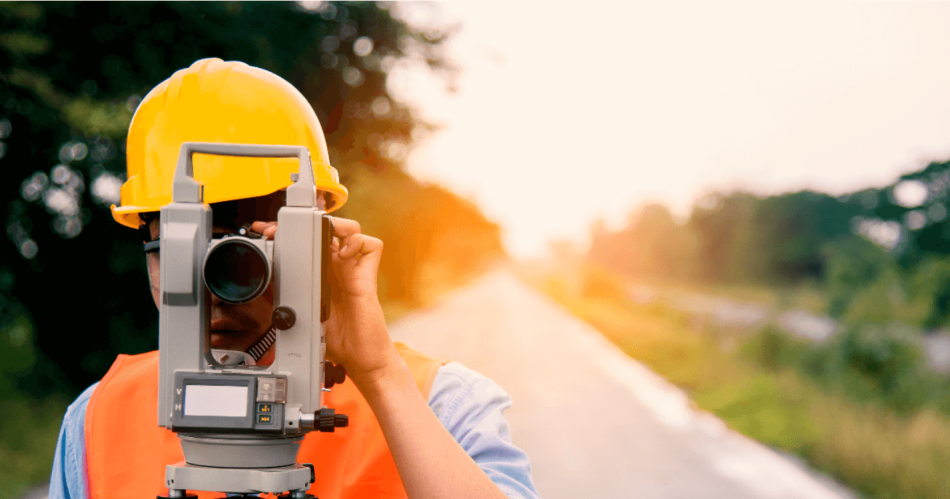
590, 190, 864, 285
0, 2, 503, 397
587, 158, 950, 329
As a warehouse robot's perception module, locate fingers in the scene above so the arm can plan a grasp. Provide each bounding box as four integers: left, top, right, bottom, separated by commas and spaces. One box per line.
329, 217, 382, 268
249, 217, 381, 270
329, 217, 361, 238
250, 217, 360, 241
337, 234, 383, 261
249, 221, 278, 239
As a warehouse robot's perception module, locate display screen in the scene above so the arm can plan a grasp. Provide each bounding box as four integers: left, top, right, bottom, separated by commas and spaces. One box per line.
183, 385, 249, 417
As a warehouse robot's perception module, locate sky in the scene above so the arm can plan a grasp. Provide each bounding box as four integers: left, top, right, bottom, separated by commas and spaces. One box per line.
387, 1, 950, 259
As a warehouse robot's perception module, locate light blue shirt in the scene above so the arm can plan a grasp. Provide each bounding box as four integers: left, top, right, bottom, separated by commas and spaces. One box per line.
49, 362, 540, 499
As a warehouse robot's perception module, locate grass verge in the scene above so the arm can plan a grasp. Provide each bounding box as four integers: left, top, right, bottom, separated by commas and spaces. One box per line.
542, 277, 950, 499
1, 396, 69, 499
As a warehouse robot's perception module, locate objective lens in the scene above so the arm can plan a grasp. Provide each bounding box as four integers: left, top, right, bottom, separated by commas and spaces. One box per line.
204, 238, 270, 304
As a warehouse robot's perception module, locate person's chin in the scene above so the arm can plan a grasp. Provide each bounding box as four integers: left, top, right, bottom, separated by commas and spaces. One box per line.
210, 331, 254, 351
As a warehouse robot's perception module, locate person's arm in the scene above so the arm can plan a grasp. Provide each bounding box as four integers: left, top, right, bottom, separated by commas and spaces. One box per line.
49, 383, 98, 499
252, 219, 511, 499
429, 363, 540, 499
355, 354, 512, 499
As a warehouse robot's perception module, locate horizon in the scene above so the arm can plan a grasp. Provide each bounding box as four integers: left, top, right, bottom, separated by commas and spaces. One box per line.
388, 1, 950, 259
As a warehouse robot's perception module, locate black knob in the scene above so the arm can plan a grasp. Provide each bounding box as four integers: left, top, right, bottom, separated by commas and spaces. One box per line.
272, 306, 296, 330
324, 361, 347, 389
334, 414, 349, 428
303, 463, 316, 483
316, 408, 349, 432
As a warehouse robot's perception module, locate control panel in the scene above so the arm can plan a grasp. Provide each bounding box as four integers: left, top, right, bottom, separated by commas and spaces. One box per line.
170, 372, 287, 433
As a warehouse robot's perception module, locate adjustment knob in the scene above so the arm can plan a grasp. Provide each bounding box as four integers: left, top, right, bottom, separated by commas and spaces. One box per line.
272, 306, 296, 330
316, 408, 349, 432
324, 361, 347, 389
334, 414, 349, 428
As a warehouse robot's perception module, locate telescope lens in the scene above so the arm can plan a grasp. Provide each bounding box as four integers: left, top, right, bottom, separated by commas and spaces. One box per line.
204, 238, 269, 304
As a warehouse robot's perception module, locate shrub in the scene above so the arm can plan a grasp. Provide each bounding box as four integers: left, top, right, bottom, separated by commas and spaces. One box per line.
742, 325, 808, 371
802, 324, 939, 414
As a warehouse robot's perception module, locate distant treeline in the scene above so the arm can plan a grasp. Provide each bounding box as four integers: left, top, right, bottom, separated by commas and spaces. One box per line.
589, 159, 950, 329
0, 2, 503, 399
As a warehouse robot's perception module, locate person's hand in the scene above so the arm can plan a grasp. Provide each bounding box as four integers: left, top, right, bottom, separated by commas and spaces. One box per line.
250, 218, 400, 387
255, 221, 509, 499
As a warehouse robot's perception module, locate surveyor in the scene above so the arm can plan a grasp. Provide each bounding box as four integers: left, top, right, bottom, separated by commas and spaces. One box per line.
48, 58, 538, 499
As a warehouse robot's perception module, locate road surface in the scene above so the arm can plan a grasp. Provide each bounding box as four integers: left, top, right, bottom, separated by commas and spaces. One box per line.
390, 271, 857, 499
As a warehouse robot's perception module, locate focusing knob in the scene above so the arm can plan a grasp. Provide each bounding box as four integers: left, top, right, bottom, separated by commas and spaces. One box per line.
335, 414, 349, 428
324, 361, 347, 389
316, 408, 349, 432
272, 306, 296, 330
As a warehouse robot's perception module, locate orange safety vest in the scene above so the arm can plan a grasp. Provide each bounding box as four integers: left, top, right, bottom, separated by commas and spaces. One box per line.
84, 343, 446, 499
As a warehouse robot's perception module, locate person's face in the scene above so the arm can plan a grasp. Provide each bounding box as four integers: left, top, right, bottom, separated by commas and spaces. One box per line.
145, 220, 274, 353
144, 193, 326, 355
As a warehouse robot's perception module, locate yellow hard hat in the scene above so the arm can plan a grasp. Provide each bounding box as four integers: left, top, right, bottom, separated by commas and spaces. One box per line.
111, 58, 348, 229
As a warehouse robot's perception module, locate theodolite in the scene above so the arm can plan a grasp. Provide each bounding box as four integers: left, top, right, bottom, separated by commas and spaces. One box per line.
156, 142, 347, 498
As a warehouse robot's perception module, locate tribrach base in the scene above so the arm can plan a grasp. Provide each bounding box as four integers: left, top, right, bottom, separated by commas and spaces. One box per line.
163, 461, 312, 496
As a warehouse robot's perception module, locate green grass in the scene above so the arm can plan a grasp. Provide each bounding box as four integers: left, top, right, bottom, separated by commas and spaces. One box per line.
0, 396, 69, 499
541, 275, 950, 499
630, 275, 829, 316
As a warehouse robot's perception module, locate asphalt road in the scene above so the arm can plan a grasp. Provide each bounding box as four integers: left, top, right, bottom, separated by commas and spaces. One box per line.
390, 271, 858, 499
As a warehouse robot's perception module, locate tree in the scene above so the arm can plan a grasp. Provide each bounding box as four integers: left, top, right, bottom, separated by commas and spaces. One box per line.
687, 192, 757, 282
0, 2, 502, 396
747, 191, 863, 282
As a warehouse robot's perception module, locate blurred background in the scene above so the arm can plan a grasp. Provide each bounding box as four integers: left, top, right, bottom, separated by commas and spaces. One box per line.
5, 1, 950, 498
